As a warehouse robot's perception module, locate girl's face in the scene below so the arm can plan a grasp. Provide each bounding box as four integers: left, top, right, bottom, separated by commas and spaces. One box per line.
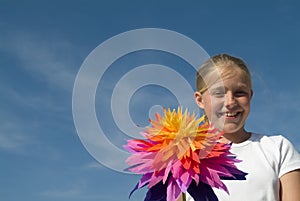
195, 69, 253, 135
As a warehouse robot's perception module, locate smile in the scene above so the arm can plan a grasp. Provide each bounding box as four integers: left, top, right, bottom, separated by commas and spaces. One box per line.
219, 111, 242, 118
226, 112, 241, 117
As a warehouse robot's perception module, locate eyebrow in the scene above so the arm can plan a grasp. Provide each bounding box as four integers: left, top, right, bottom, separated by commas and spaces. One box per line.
209, 86, 225, 91
235, 83, 250, 90
209, 83, 250, 91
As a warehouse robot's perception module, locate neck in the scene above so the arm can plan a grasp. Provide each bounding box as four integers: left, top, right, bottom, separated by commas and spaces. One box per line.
220, 129, 251, 144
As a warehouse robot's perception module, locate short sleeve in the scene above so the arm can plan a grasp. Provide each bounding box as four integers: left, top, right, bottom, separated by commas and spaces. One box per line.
272, 135, 300, 178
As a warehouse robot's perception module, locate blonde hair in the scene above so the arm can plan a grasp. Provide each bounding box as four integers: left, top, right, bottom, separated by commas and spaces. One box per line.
196, 54, 252, 93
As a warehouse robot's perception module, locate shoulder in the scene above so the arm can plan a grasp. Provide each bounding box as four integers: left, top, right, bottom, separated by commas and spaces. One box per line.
251, 133, 300, 177
259, 134, 299, 156
251, 133, 295, 150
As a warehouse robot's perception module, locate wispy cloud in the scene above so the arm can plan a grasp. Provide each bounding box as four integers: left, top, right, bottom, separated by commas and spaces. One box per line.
247, 85, 300, 152
0, 31, 79, 92
40, 188, 82, 198
39, 183, 111, 200
0, 131, 23, 150
0, 31, 80, 153
0, 120, 31, 152
83, 161, 105, 170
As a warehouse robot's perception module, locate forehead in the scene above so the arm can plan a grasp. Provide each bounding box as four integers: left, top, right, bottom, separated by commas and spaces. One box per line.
208, 70, 251, 90
210, 79, 249, 90
212, 65, 251, 85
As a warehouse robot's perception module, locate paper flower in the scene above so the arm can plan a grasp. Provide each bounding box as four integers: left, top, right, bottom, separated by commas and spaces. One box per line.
124, 107, 247, 201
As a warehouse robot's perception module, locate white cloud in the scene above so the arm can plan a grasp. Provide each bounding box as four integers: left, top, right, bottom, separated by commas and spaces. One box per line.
0, 31, 79, 92
39, 184, 110, 200
0, 31, 80, 153
84, 161, 104, 169
40, 188, 82, 198
247, 87, 300, 151
0, 84, 68, 153
0, 121, 29, 152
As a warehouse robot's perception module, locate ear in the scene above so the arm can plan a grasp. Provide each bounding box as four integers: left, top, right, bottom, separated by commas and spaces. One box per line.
250, 89, 254, 100
194, 91, 205, 109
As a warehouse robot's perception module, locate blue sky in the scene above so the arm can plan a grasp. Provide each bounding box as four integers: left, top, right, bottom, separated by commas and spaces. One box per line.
1, 0, 300, 201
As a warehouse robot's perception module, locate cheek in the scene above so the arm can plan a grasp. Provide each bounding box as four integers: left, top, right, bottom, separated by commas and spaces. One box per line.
204, 98, 224, 116
210, 97, 224, 109
239, 97, 251, 108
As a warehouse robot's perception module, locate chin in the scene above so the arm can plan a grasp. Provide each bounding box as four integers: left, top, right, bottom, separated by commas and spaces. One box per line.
222, 124, 244, 134
223, 129, 240, 134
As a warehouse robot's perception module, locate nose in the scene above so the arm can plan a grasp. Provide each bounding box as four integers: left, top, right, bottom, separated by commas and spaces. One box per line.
224, 91, 237, 108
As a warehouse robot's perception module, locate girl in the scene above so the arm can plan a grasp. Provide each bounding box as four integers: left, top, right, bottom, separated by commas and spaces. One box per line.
190, 54, 300, 201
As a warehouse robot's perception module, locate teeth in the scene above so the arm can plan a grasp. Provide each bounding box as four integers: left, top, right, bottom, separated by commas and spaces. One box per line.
225, 112, 237, 117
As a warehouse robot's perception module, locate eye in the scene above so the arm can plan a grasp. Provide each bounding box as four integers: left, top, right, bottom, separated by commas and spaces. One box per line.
211, 90, 225, 97
235, 90, 248, 97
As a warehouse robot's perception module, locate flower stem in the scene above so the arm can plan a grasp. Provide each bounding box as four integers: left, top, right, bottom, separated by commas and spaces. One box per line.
182, 193, 186, 201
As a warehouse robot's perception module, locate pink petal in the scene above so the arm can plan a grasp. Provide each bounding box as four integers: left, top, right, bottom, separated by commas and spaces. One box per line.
167, 178, 181, 201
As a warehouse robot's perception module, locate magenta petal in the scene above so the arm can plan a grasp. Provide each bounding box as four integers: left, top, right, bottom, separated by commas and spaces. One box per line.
171, 160, 182, 179
200, 165, 228, 192
177, 171, 192, 192
167, 178, 181, 201
163, 160, 173, 184
138, 173, 152, 188
149, 170, 165, 188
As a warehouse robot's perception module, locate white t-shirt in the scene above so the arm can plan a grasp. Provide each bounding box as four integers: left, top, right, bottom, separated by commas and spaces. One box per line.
186, 133, 300, 201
